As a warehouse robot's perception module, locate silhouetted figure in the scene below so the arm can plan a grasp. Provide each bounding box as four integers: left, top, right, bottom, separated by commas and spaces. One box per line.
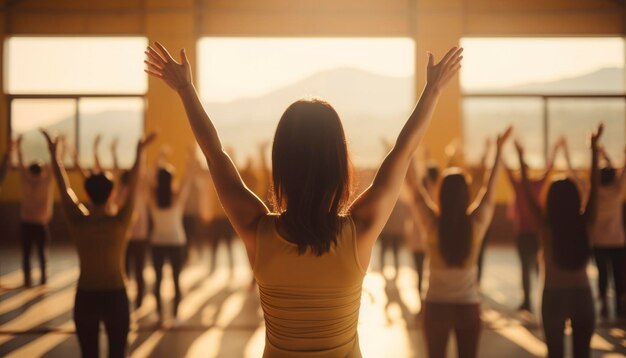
16, 135, 54, 287
41, 129, 155, 358
0, 141, 11, 191
146, 41, 461, 356
379, 198, 411, 281
406, 128, 511, 358
504, 138, 560, 312
515, 125, 602, 358
150, 157, 196, 324
590, 146, 626, 318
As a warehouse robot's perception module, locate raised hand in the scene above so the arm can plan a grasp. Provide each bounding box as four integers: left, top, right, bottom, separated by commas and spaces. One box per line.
139, 131, 158, 149
590, 123, 604, 148
40, 129, 60, 158
145, 42, 192, 91
426, 46, 463, 93
497, 126, 513, 149
110, 137, 118, 153
514, 139, 524, 155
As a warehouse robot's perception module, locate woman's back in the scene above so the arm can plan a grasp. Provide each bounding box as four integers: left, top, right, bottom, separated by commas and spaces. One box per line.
254, 214, 365, 357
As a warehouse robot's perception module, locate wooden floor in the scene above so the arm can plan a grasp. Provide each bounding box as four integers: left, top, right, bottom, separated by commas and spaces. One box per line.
0, 242, 625, 357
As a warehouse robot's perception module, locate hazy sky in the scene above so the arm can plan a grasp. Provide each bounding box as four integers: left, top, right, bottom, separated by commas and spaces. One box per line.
460, 37, 624, 90
5, 36, 624, 131
198, 37, 416, 102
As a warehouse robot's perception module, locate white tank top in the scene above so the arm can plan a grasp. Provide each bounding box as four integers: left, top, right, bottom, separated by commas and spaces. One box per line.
150, 204, 186, 246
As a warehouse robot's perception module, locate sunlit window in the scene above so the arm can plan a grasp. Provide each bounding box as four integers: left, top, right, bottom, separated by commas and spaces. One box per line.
460, 37, 625, 168
197, 37, 415, 168
5, 37, 147, 167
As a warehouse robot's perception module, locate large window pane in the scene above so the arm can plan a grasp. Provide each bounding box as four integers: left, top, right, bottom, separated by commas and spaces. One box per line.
6, 37, 147, 94
548, 98, 625, 168
78, 98, 144, 168
460, 38, 624, 94
198, 37, 415, 168
11, 99, 76, 164
463, 98, 544, 167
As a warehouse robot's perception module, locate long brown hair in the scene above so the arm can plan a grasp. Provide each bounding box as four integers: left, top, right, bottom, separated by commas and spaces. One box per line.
438, 169, 472, 267
271, 98, 353, 255
546, 178, 590, 270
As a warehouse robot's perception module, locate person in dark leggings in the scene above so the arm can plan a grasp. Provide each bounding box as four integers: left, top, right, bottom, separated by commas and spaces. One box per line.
407, 128, 511, 358
149, 157, 196, 324
504, 138, 560, 311
515, 125, 601, 358
0, 141, 11, 191
42, 129, 155, 358
588, 147, 626, 318
16, 135, 55, 287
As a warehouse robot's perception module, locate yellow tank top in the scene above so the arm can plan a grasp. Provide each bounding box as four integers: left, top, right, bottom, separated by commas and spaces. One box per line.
254, 214, 365, 358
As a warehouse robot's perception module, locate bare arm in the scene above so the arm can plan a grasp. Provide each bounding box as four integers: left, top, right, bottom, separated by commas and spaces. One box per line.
145, 42, 268, 254
0, 141, 13, 185
540, 137, 561, 182
40, 130, 88, 219
69, 144, 89, 179
16, 136, 28, 176
349, 47, 463, 249
514, 140, 546, 227
93, 134, 103, 173
469, 127, 512, 221
405, 156, 438, 229
175, 152, 199, 207
561, 137, 587, 194
584, 124, 603, 226
117, 132, 157, 223
619, 148, 626, 193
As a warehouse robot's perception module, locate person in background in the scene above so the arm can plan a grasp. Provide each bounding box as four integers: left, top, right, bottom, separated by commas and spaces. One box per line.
515, 124, 602, 358
406, 127, 511, 358
149, 153, 197, 325
111, 138, 152, 309
42, 129, 156, 358
405, 156, 439, 297
16, 135, 55, 287
503, 137, 561, 312
589, 145, 626, 318
0, 141, 12, 190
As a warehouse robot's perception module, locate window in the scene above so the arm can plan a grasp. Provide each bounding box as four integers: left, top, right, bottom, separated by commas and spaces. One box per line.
460, 37, 625, 168
5, 37, 147, 167
197, 37, 415, 168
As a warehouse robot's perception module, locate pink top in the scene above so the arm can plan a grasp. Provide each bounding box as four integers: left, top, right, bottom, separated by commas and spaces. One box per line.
509, 178, 546, 234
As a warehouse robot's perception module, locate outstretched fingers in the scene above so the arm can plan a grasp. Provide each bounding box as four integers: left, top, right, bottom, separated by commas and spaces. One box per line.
146, 46, 166, 65
154, 42, 175, 63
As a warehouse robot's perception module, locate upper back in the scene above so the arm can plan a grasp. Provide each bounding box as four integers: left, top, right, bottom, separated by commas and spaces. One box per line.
66, 212, 130, 290
254, 214, 365, 286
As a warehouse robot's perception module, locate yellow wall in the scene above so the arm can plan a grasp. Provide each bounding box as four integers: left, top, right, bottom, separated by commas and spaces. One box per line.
0, 0, 624, 202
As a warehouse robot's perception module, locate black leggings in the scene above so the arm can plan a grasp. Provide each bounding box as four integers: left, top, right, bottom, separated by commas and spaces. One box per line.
126, 240, 148, 308
412, 252, 426, 294
594, 247, 625, 314
74, 288, 129, 358
152, 245, 186, 317
20, 222, 49, 286
542, 287, 595, 358
516, 232, 539, 307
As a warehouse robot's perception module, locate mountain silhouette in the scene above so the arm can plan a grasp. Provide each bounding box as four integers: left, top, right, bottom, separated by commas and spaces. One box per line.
466, 67, 624, 94
17, 66, 623, 167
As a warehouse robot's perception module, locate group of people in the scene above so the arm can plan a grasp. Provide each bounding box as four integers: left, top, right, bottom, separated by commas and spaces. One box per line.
0, 41, 622, 358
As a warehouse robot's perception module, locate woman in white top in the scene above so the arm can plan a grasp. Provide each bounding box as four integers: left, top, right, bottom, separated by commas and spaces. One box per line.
150, 159, 196, 322
590, 146, 626, 318
515, 124, 602, 358
406, 127, 511, 358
